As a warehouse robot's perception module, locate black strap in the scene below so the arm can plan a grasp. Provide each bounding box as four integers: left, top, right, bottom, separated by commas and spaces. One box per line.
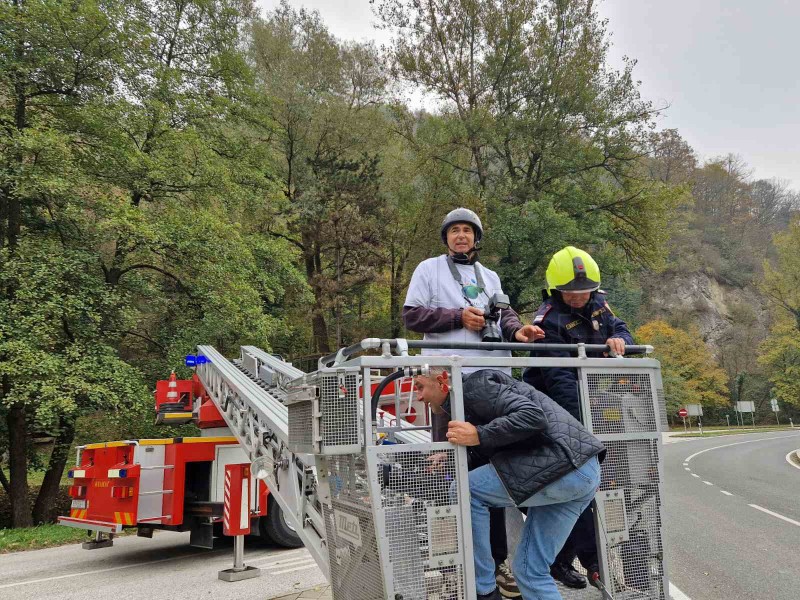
446, 255, 487, 301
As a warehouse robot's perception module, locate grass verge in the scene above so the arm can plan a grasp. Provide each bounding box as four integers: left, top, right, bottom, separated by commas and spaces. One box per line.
671, 426, 798, 438
0, 524, 90, 553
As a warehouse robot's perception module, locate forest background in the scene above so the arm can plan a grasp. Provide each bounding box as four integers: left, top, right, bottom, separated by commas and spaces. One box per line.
2, 0, 800, 528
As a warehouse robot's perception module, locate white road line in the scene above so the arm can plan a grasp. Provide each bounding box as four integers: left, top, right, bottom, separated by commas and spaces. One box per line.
262, 558, 318, 571
702, 481, 713, 486
682, 462, 689, 466
684, 433, 800, 464
670, 582, 693, 600
269, 563, 320, 575
684, 467, 691, 471
785, 450, 800, 471
748, 504, 800, 528
720, 490, 734, 496
248, 549, 309, 565
691, 473, 700, 478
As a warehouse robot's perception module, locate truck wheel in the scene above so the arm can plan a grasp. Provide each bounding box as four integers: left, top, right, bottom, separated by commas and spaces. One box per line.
259, 497, 302, 548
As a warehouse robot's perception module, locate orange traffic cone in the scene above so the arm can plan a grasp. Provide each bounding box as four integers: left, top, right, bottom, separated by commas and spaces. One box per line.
167, 371, 178, 403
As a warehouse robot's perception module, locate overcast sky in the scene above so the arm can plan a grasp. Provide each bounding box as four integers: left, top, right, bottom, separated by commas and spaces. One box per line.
258, 0, 800, 189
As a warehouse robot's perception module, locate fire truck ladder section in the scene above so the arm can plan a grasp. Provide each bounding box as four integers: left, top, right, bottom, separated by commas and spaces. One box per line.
195, 339, 668, 600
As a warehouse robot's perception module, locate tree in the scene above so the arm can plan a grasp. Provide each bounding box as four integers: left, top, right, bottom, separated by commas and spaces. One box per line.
0, 0, 132, 528
636, 320, 729, 418
250, 2, 390, 352
757, 315, 800, 408
0, 0, 303, 527
375, 0, 679, 310
761, 217, 800, 332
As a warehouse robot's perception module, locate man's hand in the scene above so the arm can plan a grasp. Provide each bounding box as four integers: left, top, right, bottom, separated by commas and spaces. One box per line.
425, 452, 449, 473
461, 306, 486, 331
515, 324, 545, 342
605, 337, 626, 357
446, 421, 480, 446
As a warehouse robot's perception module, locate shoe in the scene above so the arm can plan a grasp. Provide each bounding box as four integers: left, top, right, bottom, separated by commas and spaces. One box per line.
586, 564, 601, 589
550, 561, 587, 589
495, 559, 521, 598
478, 589, 503, 600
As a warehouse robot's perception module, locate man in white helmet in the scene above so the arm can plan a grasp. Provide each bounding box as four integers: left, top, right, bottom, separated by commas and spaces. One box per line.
403, 207, 544, 598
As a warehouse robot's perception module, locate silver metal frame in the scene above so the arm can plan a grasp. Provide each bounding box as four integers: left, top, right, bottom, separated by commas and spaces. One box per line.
190, 340, 667, 600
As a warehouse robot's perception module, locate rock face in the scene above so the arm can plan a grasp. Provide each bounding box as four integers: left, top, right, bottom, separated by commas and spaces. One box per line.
640, 271, 770, 352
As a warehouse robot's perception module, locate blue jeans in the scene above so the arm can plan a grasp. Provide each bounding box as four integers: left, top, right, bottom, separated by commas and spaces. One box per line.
463, 457, 601, 599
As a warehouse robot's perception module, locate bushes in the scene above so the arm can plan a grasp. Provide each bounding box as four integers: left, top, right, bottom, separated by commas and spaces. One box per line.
0, 485, 71, 529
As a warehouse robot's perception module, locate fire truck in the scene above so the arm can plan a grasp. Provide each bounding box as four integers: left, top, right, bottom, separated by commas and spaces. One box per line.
59, 339, 669, 600
57, 347, 423, 551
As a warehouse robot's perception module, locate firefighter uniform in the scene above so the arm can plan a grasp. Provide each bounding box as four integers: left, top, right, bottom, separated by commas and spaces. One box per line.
522, 245, 634, 589
522, 291, 634, 420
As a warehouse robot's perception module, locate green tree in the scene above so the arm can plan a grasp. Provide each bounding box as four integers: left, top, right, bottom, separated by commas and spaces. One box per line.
636, 320, 728, 418
758, 316, 800, 407
375, 0, 680, 310
0, 0, 133, 527
251, 2, 390, 352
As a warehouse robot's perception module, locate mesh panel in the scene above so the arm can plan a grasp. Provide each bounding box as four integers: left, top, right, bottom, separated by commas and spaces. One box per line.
320, 373, 361, 449
656, 387, 669, 432
596, 439, 665, 600
587, 373, 658, 434
374, 447, 467, 600
288, 401, 313, 451
323, 454, 385, 600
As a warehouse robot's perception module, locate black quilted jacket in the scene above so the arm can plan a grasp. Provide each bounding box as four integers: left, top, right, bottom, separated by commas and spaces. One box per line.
460, 369, 605, 505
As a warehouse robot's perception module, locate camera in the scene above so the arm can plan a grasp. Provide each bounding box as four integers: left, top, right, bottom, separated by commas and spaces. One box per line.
481, 293, 510, 342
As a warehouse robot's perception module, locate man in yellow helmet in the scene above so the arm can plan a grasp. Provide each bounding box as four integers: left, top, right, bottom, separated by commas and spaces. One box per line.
522, 246, 633, 590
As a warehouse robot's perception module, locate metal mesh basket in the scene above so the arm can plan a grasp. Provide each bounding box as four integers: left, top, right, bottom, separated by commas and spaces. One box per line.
286, 370, 362, 455
595, 439, 665, 600
319, 444, 470, 600
585, 371, 658, 434
580, 368, 667, 600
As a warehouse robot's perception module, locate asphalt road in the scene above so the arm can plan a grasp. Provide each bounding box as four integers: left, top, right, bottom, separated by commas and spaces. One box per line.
663, 431, 800, 600
0, 532, 326, 600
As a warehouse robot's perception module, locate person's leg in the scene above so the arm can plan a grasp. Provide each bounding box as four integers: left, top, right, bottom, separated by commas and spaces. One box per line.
489, 508, 508, 567
465, 464, 517, 596
573, 503, 598, 569
513, 458, 601, 600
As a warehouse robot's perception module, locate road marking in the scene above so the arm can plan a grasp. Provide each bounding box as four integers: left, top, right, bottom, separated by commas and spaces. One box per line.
248, 549, 309, 565
269, 563, 320, 575
684, 467, 691, 471
702, 481, 713, 486
748, 504, 800, 528
691, 473, 700, 478
785, 450, 800, 471
682, 462, 689, 466
720, 490, 733, 496
684, 433, 800, 464
670, 582, 693, 600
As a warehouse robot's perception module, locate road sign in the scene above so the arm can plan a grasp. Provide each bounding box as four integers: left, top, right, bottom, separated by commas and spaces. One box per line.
736, 401, 755, 413
771, 398, 779, 412
687, 404, 703, 417
678, 408, 688, 418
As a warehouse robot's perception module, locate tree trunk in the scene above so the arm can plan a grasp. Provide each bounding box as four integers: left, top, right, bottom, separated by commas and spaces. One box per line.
6, 399, 33, 527
390, 248, 406, 338
33, 418, 76, 524
302, 236, 330, 354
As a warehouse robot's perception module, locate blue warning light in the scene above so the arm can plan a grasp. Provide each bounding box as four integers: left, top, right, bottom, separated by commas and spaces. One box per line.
185, 355, 197, 367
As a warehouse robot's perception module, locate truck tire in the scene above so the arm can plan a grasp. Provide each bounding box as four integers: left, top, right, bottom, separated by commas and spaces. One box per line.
259, 496, 302, 548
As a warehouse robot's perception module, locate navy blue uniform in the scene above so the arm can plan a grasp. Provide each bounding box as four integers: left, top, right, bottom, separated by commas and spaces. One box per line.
522, 291, 633, 421
523, 290, 633, 575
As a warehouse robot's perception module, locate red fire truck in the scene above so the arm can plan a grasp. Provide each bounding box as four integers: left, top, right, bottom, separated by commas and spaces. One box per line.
57, 371, 300, 549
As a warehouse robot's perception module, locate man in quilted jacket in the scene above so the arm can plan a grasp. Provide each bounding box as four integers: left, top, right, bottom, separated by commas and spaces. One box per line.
415, 367, 604, 600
